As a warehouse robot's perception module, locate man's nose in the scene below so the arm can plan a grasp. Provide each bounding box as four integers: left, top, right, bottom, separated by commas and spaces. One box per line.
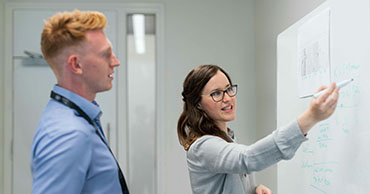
111, 53, 120, 67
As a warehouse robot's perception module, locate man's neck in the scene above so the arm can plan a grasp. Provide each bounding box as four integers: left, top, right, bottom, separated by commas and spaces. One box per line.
57, 82, 96, 102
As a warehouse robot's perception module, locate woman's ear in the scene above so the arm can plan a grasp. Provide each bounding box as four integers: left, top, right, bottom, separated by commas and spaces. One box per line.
197, 103, 202, 110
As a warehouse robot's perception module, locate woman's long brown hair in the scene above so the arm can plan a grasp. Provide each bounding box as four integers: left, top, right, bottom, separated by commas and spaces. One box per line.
177, 65, 233, 151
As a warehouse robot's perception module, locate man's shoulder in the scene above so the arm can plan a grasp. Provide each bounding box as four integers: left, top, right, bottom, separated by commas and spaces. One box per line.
37, 100, 95, 137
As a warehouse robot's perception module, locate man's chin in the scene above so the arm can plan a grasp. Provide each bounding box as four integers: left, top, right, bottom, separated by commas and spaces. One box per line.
98, 86, 112, 93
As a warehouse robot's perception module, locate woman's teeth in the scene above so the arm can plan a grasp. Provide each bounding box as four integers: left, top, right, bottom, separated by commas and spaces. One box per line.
222, 106, 231, 111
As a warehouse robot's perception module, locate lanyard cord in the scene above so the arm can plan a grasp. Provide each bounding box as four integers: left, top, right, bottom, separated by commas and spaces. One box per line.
50, 91, 129, 194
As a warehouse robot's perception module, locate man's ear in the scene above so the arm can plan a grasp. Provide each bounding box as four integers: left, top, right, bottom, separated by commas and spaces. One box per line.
67, 54, 83, 74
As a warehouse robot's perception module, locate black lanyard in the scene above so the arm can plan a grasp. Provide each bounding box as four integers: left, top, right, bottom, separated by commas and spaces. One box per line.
50, 91, 129, 194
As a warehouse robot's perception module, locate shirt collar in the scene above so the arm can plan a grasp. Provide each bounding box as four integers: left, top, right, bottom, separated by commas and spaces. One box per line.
52, 85, 102, 121
227, 128, 235, 140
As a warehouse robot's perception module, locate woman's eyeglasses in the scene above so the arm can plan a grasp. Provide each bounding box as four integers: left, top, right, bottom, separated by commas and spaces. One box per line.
202, 85, 238, 102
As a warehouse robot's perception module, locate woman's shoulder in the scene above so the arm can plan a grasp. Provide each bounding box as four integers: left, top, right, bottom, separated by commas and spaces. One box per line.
188, 135, 230, 154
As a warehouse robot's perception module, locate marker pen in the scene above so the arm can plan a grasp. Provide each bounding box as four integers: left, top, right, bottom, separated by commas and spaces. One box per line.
313, 78, 354, 98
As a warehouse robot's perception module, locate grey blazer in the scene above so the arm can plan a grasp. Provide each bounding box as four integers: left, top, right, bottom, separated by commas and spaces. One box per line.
186, 120, 307, 194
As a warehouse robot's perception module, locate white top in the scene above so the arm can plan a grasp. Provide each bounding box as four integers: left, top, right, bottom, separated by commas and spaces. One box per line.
186, 120, 307, 194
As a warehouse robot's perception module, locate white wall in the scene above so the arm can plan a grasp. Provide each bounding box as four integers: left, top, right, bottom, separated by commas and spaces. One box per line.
0, 0, 256, 194
0, 0, 4, 192
254, 0, 326, 192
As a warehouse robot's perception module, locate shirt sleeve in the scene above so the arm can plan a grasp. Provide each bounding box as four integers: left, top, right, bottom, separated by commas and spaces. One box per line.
187, 120, 308, 174
32, 129, 92, 194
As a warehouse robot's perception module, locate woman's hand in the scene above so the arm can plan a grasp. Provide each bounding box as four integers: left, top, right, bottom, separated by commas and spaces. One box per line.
297, 83, 340, 135
256, 184, 273, 194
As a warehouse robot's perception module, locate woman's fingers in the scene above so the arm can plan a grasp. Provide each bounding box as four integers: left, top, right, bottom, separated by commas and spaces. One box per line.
316, 82, 336, 103
312, 83, 340, 120
315, 85, 328, 93
297, 84, 340, 135
324, 87, 339, 112
256, 184, 273, 194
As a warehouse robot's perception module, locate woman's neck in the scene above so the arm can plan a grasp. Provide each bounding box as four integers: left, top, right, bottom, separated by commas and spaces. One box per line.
217, 122, 228, 133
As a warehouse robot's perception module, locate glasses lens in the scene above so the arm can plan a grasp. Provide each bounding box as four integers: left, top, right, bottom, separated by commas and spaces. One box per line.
227, 85, 237, 97
210, 90, 222, 102
213, 94, 222, 102
233, 85, 237, 95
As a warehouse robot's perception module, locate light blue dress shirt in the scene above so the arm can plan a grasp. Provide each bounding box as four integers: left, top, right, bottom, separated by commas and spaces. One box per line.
31, 85, 123, 194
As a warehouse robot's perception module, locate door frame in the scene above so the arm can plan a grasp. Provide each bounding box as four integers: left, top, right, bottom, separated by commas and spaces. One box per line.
3, 3, 165, 194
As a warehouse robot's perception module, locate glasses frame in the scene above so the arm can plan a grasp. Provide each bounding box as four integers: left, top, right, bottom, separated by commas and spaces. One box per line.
202, 84, 238, 102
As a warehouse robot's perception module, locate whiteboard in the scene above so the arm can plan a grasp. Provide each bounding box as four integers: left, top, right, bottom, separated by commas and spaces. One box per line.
277, 0, 370, 193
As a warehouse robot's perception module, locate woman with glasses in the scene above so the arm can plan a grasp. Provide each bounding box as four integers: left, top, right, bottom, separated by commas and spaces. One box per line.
177, 64, 339, 194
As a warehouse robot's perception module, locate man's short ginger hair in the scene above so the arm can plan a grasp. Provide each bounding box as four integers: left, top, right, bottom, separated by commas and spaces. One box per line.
41, 9, 107, 63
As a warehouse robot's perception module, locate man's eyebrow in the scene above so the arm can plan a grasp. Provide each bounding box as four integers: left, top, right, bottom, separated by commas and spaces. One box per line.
101, 46, 112, 55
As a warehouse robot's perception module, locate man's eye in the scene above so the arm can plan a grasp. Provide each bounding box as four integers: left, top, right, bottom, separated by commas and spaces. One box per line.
102, 51, 112, 58
226, 87, 233, 92
105, 53, 112, 58
210, 91, 222, 97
